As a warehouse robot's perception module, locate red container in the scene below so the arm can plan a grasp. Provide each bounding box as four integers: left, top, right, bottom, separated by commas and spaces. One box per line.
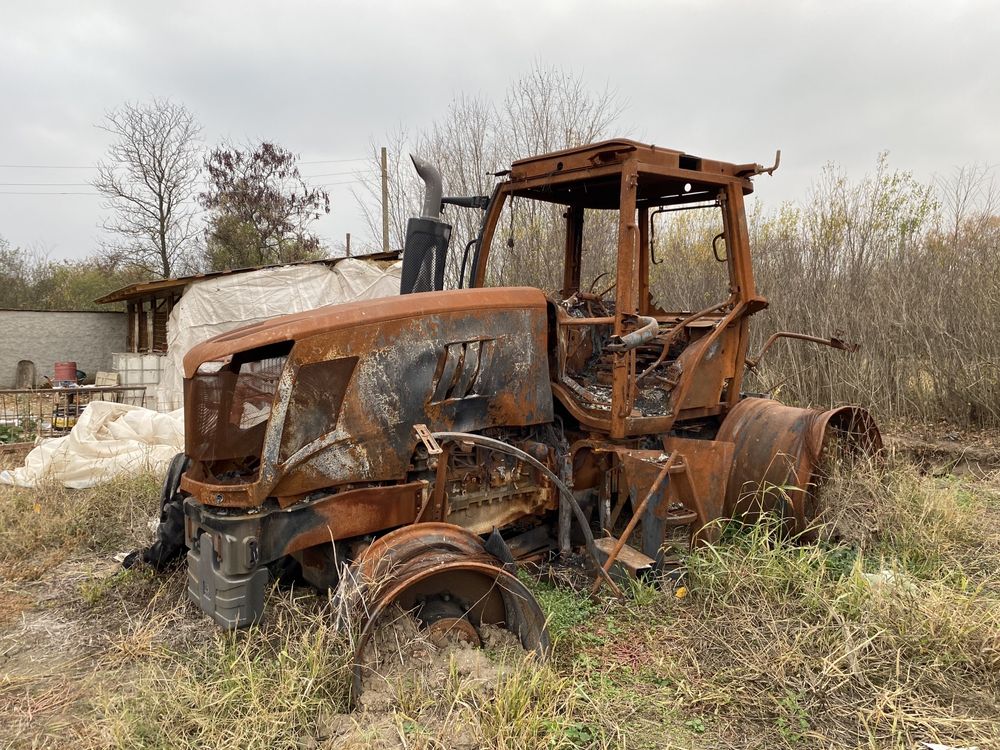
54, 361, 78, 382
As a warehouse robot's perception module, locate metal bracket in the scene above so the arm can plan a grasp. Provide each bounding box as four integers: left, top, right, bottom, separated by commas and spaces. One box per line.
414, 423, 443, 456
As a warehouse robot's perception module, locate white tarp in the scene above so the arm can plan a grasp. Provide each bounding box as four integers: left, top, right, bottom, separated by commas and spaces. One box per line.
0, 401, 184, 489
157, 259, 401, 410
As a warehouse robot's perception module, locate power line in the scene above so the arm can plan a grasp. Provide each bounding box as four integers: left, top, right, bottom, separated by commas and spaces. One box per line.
0, 181, 365, 196
0, 155, 370, 170
298, 156, 368, 165
300, 169, 368, 179
0, 182, 93, 186
0, 191, 100, 195
0, 170, 373, 196
0, 164, 94, 169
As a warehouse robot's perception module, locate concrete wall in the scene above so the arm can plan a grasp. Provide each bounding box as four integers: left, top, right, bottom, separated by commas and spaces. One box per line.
0, 310, 127, 388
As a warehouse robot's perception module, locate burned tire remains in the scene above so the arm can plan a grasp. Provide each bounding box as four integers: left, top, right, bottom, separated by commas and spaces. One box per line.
338, 523, 549, 704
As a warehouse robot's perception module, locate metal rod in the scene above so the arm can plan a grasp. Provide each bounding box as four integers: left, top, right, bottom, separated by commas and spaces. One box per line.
560, 316, 616, 326
747, 331, 858, 369
380, 146, 389, 252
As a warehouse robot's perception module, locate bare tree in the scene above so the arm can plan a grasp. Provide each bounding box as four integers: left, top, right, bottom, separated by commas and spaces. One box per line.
354, 63, 625, 286
935, 163, 998, 245
93, 99, 202, 278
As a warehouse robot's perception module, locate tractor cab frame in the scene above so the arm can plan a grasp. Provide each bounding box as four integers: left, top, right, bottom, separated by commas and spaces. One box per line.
470, 139, 768, 440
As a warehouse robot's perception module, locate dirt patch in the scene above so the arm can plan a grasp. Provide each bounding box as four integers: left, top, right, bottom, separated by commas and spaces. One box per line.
0, 551, 197, 747
311, 608, 520, 749
0, 589, 33, 628
1, 556, 122, 677
887, 431, 1000, 475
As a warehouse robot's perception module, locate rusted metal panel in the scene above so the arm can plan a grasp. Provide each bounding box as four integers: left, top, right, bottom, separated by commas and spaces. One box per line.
611, 160, 640, 438
593, 536, 655, 577
717, 397, 882, 535
180, 287, 553, 507
272, 305, 551, 495
275, 482, 425, 556
593, 451, 676, 594
661, 436, 734, 542
183, 286, 547, 377
184, 481, 426, 571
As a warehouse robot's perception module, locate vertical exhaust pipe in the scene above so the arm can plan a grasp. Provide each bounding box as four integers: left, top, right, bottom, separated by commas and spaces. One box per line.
410, 154, 443, 219
400, 154, 451, 294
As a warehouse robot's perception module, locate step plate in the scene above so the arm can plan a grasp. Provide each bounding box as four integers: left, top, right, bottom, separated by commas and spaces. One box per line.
593, 536, 656, 576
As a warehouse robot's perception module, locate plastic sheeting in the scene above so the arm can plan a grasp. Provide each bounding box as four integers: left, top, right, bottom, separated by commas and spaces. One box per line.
0, 401, 184, 489
157, 259, 401, 410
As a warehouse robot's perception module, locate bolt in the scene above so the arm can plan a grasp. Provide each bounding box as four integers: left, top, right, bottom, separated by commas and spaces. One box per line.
215, 493, 224, 505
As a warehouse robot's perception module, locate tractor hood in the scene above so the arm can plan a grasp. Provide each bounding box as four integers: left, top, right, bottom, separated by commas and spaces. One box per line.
183, 286, 547, 378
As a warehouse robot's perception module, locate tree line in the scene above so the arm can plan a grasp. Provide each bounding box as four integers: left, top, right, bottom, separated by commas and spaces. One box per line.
93, 99, 331, 279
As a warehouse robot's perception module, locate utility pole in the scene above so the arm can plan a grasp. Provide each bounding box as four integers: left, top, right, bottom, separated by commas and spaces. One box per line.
345, 232, 351, 257
380, 146, 389, 253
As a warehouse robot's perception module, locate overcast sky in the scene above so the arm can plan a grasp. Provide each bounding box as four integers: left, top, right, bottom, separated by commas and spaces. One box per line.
0, 0, 996, 262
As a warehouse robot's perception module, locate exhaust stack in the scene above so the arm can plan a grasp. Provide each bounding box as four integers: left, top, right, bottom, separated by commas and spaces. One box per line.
411, 154, 443, 219
400, 154, 451, 295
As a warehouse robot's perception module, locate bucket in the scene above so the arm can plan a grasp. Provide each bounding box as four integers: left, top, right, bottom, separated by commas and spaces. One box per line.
54, 361, 78, 383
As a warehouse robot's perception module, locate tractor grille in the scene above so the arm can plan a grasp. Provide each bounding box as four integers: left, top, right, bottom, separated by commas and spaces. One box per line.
185, 355, 286, 465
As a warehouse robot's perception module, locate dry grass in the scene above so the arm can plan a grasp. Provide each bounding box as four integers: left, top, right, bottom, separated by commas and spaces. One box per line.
819, 457, 1000, 586
0, 471, 161, 579
85, 593, 354, 750
1, 455, 998, 749
668, 526, 1000, 747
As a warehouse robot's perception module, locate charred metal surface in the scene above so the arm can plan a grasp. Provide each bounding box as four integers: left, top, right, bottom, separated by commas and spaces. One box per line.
592, 451, 676, 594
184, 480, 427, 575
340, 523, 550, 705
611, 445, 725, 564
180, 288, 552, 508
661, 436, 733, 544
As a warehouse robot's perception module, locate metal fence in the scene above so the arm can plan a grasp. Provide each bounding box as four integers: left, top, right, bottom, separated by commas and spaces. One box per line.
0, 386, 147, 446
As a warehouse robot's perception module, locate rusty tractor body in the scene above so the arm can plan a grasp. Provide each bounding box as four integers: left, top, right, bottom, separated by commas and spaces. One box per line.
152, 139, 879, 691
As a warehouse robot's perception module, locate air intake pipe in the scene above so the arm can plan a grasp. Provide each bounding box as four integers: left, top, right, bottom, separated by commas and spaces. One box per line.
400, 154, 451, 294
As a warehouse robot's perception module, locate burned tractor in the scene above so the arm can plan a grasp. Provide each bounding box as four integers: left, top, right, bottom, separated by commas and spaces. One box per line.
149, 139, 880, 689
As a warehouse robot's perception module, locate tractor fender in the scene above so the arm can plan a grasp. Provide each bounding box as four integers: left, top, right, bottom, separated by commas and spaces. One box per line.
717, 398, 881, 535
